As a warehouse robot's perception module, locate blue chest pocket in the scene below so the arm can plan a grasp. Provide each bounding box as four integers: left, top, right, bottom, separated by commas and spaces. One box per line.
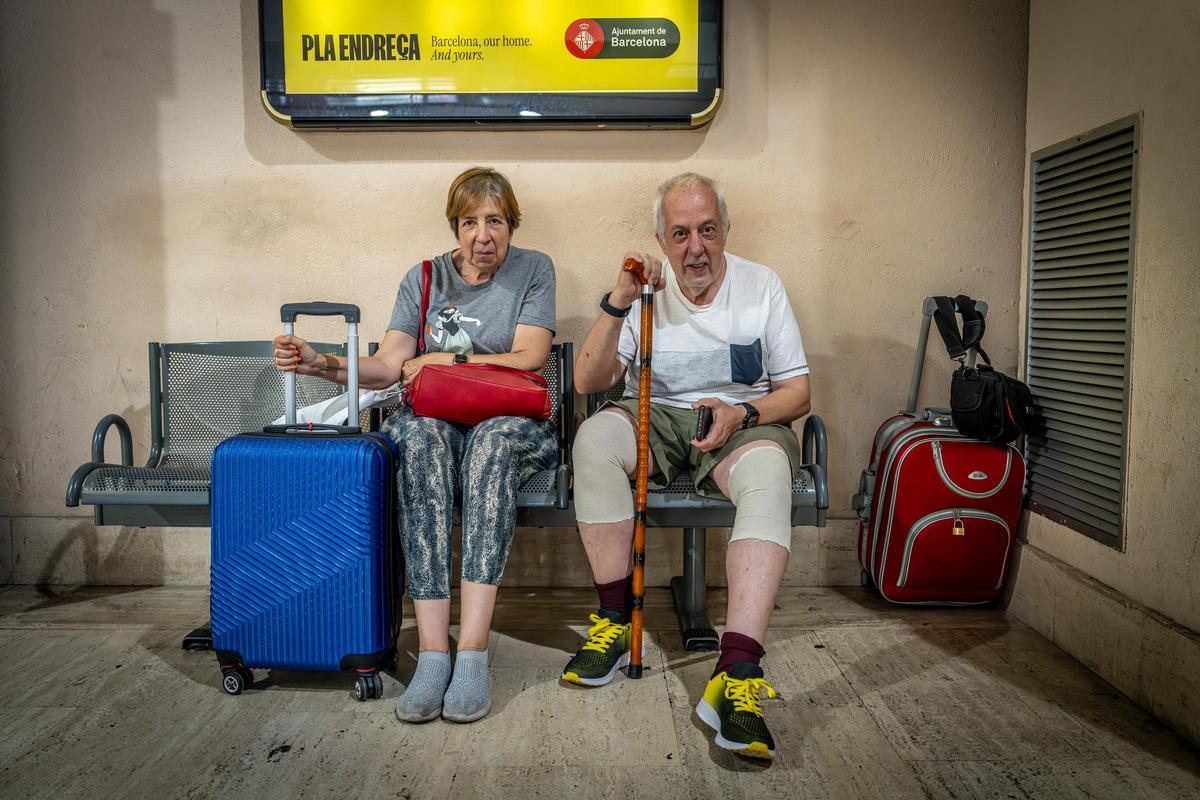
730, 339, 764, 385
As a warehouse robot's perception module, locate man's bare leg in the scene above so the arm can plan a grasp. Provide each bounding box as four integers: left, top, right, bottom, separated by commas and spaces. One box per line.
710, 441, 791, 643
580, 520, 635, 585
695, 441, 792, 760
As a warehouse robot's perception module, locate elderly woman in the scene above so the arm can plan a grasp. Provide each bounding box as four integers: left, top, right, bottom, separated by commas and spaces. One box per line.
274, 167, 557, 723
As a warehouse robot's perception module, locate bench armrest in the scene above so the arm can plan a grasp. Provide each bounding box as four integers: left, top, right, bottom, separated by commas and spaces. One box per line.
802, 415, 828, 472
66, 462, 101, 507
92, 414, 133, 466
806, 463, 830, 511
556, 464, 571, 510
68, 414, 134, 508
66, 460, 133, 507
802, 415, 830, 512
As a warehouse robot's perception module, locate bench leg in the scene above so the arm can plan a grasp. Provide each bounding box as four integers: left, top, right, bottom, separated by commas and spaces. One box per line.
182, 623, 213, 651
670, 527, 719, 652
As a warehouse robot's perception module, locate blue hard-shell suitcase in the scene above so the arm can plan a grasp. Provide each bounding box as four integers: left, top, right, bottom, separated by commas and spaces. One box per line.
210, 303, 401, 701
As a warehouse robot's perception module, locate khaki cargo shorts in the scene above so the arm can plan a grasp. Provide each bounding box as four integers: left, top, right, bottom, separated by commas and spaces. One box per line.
602, 398, 802, 499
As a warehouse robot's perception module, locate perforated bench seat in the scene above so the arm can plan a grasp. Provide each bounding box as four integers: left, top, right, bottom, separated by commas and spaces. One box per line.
75, 463, 211, 527
79, 463, 209, 504
67, 341, 348, 527
68, 342, 576, 528
80, 463, 569, 517
515, 467, 573, 523
639, 464, 824, 527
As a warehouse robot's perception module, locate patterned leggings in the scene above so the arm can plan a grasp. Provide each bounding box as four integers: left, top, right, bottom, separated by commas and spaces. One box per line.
380, 407, 558, 600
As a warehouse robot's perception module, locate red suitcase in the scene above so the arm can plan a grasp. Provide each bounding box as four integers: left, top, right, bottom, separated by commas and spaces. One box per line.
853, 298, 1025, 605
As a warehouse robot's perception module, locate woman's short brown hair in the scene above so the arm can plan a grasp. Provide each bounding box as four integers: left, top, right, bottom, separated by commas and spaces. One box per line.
445, 167, 521, 234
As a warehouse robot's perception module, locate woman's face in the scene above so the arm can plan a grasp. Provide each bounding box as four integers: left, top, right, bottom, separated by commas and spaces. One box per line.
456, 196, 511, 272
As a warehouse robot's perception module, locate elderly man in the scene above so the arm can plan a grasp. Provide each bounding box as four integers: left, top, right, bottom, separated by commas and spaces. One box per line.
562, 172, 811, 761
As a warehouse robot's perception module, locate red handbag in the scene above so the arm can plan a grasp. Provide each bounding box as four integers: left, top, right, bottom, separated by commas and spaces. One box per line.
406, 363, 552, 426
403, 260, 552, 426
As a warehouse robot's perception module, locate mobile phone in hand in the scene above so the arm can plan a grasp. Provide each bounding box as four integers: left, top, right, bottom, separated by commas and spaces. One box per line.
695, 406, 714, 441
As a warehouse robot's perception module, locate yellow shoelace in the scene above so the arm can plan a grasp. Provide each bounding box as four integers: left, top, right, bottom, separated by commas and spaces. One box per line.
580, 613, 625, 653
723, 676, 778, 716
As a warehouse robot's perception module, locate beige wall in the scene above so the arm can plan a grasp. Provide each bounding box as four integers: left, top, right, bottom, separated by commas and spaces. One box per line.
1020, 0, 1200, 632
0, 1, 1029, 583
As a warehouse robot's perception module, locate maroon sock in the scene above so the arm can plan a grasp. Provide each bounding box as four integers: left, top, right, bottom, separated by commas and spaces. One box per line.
713, 632, 766, 677
594, 574, 633, 622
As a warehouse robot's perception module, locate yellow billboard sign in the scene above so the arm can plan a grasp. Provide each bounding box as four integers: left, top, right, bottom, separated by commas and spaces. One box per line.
281, 0, 700, 95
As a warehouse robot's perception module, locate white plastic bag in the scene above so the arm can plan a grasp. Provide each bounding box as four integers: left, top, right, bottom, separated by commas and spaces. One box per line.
271, 387, 402, 426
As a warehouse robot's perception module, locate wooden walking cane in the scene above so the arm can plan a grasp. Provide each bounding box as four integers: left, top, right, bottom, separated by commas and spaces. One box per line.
624, 257, 653, 679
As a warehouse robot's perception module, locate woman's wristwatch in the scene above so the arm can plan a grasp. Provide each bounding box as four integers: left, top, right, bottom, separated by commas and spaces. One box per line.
453, 353, 468, 364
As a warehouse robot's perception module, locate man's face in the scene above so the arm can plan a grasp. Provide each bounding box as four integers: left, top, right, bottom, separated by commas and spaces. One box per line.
656, 185, 727, 301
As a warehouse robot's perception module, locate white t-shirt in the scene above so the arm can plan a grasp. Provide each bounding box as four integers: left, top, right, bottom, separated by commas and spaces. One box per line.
617, 253, 809, 408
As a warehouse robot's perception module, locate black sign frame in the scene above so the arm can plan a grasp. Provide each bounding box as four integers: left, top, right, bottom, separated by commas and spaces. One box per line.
259, 0, 723, 130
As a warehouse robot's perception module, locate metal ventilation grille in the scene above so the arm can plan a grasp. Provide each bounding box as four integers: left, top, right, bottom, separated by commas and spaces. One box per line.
1025, 115, 1138, 548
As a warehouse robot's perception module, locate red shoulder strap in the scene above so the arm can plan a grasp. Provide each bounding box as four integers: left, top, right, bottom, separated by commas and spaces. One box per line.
417, 260, 432, 354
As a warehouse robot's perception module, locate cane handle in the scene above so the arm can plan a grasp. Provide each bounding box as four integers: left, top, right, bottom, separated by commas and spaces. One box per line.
623, 257, 650, 286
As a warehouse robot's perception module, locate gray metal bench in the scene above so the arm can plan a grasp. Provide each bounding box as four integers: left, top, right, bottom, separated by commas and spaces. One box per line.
585, 384, 829, 651
65, 341, 576, 649
66, 341, 347, 527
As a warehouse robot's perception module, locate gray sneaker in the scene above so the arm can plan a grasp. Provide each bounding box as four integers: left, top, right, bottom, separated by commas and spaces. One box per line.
395, 651, 452, 723
442, 650, 492, 723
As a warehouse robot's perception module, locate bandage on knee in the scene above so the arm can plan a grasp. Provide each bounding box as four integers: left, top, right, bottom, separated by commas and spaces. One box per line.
726, 446, 793, 551
572, 411, 638, 524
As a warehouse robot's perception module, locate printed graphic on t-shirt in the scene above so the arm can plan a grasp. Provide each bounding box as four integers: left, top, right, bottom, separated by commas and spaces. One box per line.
427, 305, 481, 354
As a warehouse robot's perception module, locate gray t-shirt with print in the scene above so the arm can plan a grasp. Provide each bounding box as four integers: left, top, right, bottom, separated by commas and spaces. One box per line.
387, 245, 556, 355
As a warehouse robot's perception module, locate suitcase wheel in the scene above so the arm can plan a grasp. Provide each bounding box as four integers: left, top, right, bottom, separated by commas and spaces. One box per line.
354, 672, 384, 702
859, 569, 876, 591
221, 666, 252, 696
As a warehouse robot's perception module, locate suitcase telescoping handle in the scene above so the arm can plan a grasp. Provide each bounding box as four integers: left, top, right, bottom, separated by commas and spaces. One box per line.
905, 296, 988, 414
279, 302, 361, 428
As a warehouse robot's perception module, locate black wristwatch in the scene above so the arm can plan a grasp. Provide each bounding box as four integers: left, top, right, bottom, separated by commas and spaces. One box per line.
453, 353, 468, 365
600, 292, 632, 318
738, 402, 760, 430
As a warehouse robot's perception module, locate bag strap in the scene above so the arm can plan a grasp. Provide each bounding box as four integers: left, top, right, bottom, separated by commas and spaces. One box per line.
413, 261, 548, 391
932, 296, 967, 360
932, 295, 991, 365
954, 295, 986, 349
417, 259, 432, 354
955, 294, 991, 365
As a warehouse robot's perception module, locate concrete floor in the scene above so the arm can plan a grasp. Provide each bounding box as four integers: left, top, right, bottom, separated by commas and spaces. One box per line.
0, 585, 1197, 800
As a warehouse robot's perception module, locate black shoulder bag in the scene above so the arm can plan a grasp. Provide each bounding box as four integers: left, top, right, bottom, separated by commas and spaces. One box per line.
932, 295, 1038, 444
